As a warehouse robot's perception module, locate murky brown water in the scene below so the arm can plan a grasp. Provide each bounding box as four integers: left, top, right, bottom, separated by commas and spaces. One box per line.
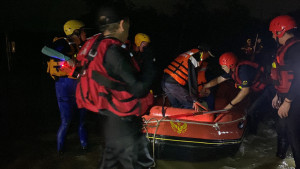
0, 114, 295, 169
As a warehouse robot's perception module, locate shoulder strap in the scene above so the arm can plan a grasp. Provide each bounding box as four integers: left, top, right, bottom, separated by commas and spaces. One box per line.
78, 35, 105, 76
86, 34, 105, 61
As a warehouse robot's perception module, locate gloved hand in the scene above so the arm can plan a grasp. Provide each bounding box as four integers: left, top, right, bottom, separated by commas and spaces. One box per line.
141, 45, 155, 64
59, 61, 75, 75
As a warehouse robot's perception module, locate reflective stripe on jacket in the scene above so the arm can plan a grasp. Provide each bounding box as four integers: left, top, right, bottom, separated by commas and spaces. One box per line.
164, 49, 200, 86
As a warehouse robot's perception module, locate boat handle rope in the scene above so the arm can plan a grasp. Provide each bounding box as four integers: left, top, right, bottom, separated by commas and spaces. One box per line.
144, 116, 246, 127
143, 116, 166, 168
143, 116, 246, 168
142, 115, 246, 167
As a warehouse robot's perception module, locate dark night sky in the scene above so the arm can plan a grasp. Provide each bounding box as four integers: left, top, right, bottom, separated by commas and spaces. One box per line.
1, 0, 300, 32
132, 0, 300, 19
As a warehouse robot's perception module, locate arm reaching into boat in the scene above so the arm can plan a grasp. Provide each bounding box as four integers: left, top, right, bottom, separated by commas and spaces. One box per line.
224, 87, 250, 110
200, 76, 227, 97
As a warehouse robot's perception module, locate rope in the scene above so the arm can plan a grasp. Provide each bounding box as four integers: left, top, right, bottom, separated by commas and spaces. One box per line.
143, 117, 166, 168
143, 114, 247, 168
144, 116, 246, 127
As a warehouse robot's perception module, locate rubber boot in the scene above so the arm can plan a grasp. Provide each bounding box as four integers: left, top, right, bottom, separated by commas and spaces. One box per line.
276, 137, 289, 159
247, 115, 258, 135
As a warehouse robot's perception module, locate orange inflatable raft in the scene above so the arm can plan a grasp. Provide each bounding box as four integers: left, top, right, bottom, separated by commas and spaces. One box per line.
142, 80, 248, 161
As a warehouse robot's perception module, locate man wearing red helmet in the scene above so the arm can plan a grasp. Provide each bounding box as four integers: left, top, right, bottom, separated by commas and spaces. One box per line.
201, 52, 266, 110
269, 15, 300, 167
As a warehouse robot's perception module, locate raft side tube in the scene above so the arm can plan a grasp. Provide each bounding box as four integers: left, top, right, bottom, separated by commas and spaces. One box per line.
149, 106, 215, 122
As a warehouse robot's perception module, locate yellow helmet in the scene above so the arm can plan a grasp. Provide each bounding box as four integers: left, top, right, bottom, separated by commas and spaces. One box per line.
63, 20, 85, 36
134, 33, 150, 47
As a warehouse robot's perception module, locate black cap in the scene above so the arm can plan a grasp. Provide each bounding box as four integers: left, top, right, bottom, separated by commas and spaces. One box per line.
198, 43, 215, 57
97, 5, 129, 26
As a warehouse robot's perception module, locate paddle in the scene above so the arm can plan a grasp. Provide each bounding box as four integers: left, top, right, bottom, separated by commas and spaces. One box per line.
41, 46, 71, 61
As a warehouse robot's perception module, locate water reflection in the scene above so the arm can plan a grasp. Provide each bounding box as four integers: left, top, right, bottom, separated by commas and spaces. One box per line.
154, 120, 295, 169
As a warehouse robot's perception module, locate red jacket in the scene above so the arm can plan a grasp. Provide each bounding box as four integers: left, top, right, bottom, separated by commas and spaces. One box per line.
270, 39, 300, 94
76, 34, 153, 116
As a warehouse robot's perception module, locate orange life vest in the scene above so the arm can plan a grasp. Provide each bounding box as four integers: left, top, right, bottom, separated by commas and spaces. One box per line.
47, 37, 77, 79
164, 49, 200, 86
197, 61, 208, 92
270, 39, 300, 94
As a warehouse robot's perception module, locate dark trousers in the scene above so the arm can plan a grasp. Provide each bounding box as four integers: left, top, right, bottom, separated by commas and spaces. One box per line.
275, 94, 300, 168
161, 74, 214, 110
247, 85, 276, 134
286, 98, 300, 169
55, 77, 87, 151
162, 81, 193, 109
98, 114, 153, 169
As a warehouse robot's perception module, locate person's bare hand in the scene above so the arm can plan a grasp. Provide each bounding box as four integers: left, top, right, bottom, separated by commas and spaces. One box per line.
199, 88, 210, 97
278, 101, 291, 118
272, 94, 280, 109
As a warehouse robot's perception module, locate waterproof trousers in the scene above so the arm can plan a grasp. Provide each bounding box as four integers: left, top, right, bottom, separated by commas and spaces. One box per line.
285, 97, 300, 169
161, 75, 214, 110
247, 85, 276, 134
55, 77, 87, 151
275, 94, 300, 168
98, 114, 154, 169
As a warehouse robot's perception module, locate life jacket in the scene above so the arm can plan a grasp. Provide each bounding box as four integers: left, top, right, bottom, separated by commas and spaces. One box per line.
232, 60, 265, 92
270, 39, 300, 94
164, 49, 200, 86
76, 34, 153, 117
47, 37, 77, 80
197, 61, 208, 92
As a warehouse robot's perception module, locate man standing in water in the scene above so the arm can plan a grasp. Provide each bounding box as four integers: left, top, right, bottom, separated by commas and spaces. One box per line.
269, 15, 300, 168
43, 20, 88, 155
75, 4, 155, 169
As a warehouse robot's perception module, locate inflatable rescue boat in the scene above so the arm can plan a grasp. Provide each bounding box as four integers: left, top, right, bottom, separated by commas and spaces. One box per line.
142, 81, 248, 161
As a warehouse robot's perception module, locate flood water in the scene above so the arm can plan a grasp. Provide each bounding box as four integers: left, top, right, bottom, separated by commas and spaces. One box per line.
155, 119, 295, 169
0, 109, 296, 169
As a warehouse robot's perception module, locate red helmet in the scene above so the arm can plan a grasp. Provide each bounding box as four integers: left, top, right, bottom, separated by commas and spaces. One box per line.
269, 15, 297, 38
219, 52, 237, 69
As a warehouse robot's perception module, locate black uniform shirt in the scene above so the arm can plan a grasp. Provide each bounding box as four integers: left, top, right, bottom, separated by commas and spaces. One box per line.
103, 44, 156, 98
221, 65, 257, 88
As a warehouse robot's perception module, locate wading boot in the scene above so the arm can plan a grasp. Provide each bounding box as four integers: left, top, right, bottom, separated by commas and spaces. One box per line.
276, 138, 289, 159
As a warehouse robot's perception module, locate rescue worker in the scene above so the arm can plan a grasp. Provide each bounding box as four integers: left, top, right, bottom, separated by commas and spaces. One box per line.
162, 46, 214, 111
44, 20, 88, 155
134, 33, 151, 53
241, 38, 264, 62
131, 33, 152, 72
201, 52, 266, 110
269, 15, 300, 167
241, 38, 253, 59
75, 6, 155, 169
